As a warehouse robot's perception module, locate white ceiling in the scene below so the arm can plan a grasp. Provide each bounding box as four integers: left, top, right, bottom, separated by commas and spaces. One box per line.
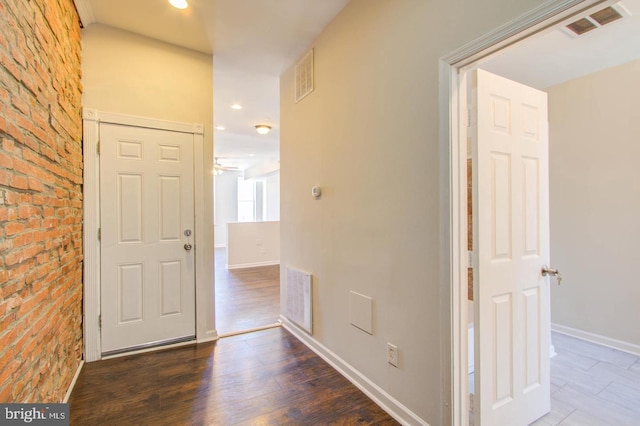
481, 0, 640, 89
75, 0, 640, 170
74, 0, 351, 170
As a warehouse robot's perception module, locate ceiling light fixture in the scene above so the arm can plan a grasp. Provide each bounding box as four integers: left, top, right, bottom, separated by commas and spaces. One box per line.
231, 104, 243, 110
169, 0, 188, 9
255, 124, 272, 135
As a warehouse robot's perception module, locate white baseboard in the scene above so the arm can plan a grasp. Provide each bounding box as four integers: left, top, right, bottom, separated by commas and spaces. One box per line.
197, 329, 219, 344
226, 260, 280, 270
63, 360, 84, 403
280, 316, 430, 426
552, 323, 640, 357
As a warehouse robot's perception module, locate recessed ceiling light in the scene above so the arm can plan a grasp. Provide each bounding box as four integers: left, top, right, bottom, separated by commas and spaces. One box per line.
169, 0, 188, 9
216, 126, 225, 131
230, 104, 243, 110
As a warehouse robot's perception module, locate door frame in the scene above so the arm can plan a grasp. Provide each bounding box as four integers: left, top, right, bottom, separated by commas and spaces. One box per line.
82, 108, 217, 362
439, 0, 608, 423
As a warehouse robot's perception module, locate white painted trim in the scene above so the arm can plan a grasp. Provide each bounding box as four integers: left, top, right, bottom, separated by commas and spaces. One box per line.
192, 129, 217, 344
441, 1, 607, 424
226, 260, 280, 270
85, 109, 204, 135
215, 244, 226, 248
63, 361, 84, 403
82, 110, 101, 362
552, 323, 640, 357
82, 108, 215, 361
218, 323, 281, 339
280, 316, 429, 426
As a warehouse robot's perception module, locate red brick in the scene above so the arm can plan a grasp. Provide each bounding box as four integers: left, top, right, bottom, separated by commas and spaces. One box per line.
0, 0, 82, 404
12, 92, 32, 116
6, 122, 25, 145
4, 222, 24, 236
13, 232, 34, 247
0, 50, 21, 81
9, 174, 28, 190
28, 177, 43, 192
2, 138, 15, 152
0, 151, 13, 168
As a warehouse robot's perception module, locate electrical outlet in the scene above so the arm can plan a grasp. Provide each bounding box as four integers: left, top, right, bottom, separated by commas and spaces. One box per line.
387, 343, 398, 367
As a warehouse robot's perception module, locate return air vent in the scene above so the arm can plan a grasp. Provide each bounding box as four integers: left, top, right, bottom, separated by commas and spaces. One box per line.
563, 3, 630, 36
284, 266, 312, 333
295, 49, 314, 103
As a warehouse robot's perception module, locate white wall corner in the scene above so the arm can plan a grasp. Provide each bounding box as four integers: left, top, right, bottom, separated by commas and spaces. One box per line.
280, 316, 430, 426
73, 0, 96, 27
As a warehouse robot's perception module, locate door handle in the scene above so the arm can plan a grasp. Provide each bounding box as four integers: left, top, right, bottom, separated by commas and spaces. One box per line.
184, 243, 192, 252
542, 265, 562, 285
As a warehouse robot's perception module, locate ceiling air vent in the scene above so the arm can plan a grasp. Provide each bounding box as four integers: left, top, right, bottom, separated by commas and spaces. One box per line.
563, 2, 630, 36
295, 49, 314, 103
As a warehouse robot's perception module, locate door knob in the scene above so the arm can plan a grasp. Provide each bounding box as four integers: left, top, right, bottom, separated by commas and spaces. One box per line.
184, 243, 192, 252
542, 265, 562, 285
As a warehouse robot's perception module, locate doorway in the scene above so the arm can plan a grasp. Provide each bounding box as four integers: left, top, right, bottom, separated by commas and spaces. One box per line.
214, 170, 280, 334
82, 109, 214, 362
444, 0, 640, 424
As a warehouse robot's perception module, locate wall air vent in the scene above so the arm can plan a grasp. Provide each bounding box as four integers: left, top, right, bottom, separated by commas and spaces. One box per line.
295, 49, 314, 103
563, 2, 630, 36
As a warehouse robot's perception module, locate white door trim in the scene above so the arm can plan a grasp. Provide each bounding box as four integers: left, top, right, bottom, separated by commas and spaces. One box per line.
439, 0, 608, 424
82, 108, 217, 362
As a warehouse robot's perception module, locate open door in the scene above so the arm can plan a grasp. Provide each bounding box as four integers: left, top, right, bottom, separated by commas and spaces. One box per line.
472, 69, 551, 425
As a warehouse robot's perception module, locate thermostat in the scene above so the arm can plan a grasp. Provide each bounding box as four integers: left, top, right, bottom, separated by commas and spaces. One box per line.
311, 186, 322, 197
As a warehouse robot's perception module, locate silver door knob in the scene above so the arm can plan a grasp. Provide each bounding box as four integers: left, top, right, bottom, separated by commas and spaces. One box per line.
184, 243, 192, 251
542, 265, 562, 285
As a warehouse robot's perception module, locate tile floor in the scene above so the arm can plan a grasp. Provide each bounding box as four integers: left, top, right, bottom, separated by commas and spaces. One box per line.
534, 332, 640, 425
470, 332, 640, 425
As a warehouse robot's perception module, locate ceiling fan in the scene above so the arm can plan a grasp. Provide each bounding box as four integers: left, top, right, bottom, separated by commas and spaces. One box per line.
214, 157, 240, 175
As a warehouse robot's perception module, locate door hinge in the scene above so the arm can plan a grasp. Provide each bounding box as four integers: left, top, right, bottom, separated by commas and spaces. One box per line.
97, 141, 100, 155
98, 228, 101, 241
98, 314, 101, 330
467, 250, 474, 268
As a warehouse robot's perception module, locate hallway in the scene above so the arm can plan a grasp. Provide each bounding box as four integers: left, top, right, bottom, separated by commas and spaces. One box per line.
68, 327, 399, 425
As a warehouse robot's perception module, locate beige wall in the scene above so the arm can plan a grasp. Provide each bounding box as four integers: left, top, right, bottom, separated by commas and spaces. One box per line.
280, 0, 542, 423
548, 58, 640, 346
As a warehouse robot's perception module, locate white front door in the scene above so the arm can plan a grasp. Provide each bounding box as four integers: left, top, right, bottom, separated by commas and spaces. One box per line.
472, 69, 551, 425
100, 123, 196, 355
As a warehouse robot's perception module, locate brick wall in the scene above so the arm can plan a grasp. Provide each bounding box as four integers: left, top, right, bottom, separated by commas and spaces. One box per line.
0, 0, 83, 402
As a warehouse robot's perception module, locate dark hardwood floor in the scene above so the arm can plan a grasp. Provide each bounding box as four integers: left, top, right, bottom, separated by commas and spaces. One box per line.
69, 327, 399, 425
215, 248, 280, 335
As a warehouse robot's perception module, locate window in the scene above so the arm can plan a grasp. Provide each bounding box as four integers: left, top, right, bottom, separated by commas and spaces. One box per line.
237, 177, 266, 222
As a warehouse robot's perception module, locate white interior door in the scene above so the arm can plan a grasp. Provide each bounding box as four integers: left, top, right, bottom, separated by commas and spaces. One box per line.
472, 69, 550, 425
100, 123, 196, 354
